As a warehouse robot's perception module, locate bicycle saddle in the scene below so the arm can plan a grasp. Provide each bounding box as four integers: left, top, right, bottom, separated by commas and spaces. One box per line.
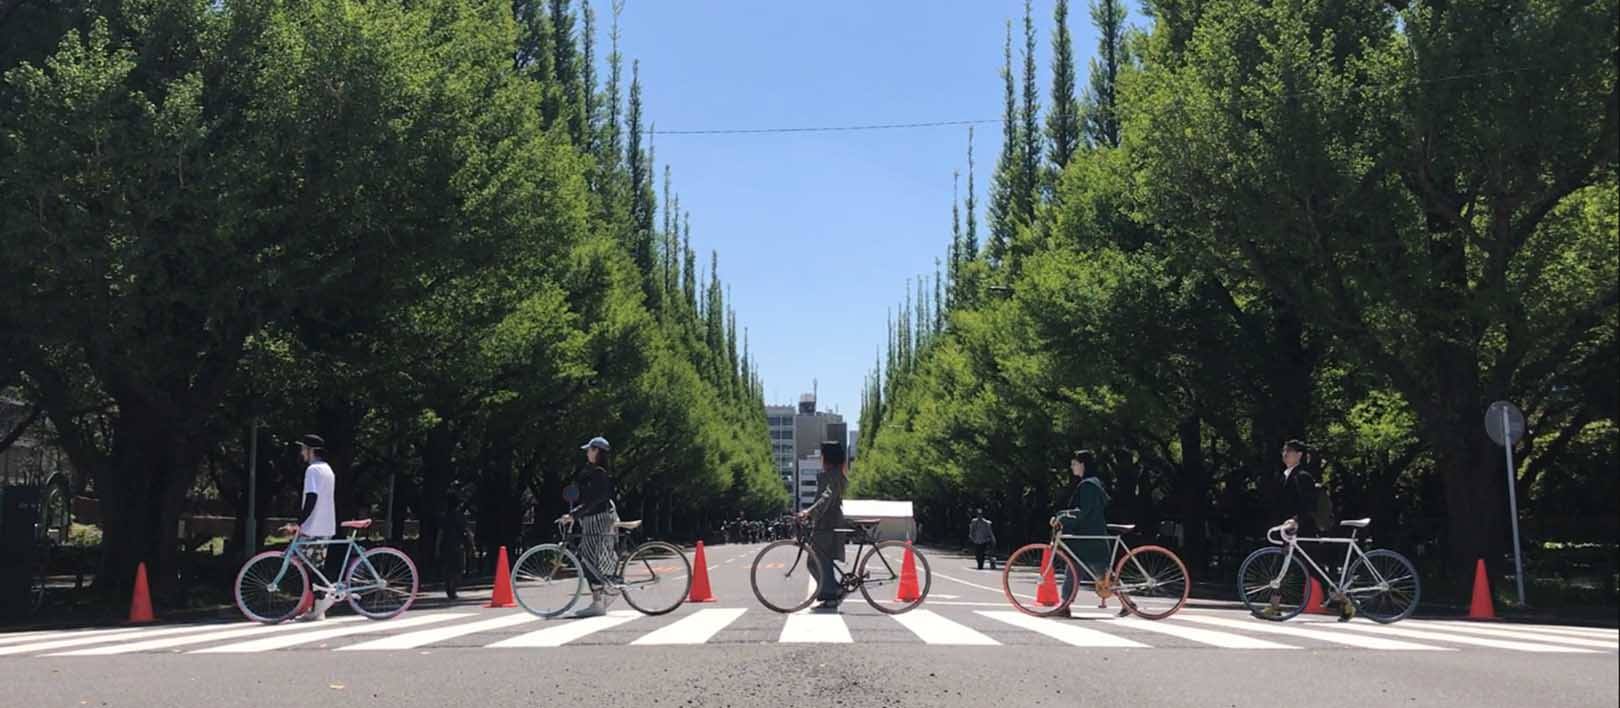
341, 519, 373, 529
1106, 523, 1136, 533
614, 519, 644, 530
1339, 518, 1371, 528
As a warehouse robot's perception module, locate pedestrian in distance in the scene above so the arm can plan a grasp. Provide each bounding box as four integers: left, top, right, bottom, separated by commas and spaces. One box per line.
438, 489, 474, 601
969, 509, 997, 570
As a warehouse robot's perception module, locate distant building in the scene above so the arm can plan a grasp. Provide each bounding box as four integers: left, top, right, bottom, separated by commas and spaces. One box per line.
766, 405, 796, 502
765, 392, 844, 512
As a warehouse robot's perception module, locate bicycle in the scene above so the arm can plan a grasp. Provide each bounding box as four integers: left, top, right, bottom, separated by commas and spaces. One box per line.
510, 516, 692, 618
1237, 518, 1420, 623
1002, 513, 1190, 620
234, 519, 419, 624
750, 517, 931, 614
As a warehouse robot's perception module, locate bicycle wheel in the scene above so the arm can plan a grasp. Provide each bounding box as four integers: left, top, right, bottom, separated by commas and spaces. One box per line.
1002, 543, 1081, 617
1344, 549, 1421, 623
344, 547, 419, 620
618, 541, 691, 615
1112, 545, 1189, 620
1237, 546, 1310, 621
856, 541, 932, 614
512, 544, 584, 618
750, 540, 820, 613
235, 551, 309, 624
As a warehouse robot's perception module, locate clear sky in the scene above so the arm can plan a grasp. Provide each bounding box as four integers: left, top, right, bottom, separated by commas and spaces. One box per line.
611, 0, 1138, 428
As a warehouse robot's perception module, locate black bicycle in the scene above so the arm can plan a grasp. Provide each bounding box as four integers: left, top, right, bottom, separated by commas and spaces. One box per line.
749, 517, 931, 614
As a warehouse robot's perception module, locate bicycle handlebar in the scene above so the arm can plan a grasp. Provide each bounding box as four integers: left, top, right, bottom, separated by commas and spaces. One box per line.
1266, 520, 1298, 545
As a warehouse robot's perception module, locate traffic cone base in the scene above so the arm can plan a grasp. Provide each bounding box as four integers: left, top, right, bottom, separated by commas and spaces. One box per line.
128, 562, 155, 624
1306, 578, 1331, 614
1035, 546, 1060, 607
894, 542, 921, 602
486, 546, 516, 608
688, 541, 716, 603
1468, 558, 1497, 620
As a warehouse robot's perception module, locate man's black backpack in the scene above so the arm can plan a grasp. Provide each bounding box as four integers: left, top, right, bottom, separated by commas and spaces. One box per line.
1311, 478, 1336, 532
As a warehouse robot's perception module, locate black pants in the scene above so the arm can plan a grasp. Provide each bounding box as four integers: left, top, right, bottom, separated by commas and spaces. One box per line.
975, 542, 996, 570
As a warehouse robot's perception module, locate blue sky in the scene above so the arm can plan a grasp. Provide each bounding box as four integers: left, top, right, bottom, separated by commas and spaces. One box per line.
611, 1, 1138, 428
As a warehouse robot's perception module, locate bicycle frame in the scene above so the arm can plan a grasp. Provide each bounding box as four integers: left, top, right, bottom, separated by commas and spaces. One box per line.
1265, 524, 1392, 600
269, 530, 378, 596
786, 520, 889, 595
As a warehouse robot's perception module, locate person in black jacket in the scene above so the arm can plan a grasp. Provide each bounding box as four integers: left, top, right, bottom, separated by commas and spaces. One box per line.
561, 436, 619, 619
1273, 439, 1353, 621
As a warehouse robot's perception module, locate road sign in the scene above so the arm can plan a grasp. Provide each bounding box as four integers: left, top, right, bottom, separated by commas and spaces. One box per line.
1485, 400, 1528, 607
1485, 401, 1526, 446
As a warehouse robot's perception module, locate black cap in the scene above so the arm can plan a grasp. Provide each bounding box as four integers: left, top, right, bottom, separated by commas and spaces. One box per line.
300, 434, 326, 450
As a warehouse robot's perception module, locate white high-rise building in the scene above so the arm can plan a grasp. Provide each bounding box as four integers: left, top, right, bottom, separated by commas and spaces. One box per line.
766, 404, 797, 503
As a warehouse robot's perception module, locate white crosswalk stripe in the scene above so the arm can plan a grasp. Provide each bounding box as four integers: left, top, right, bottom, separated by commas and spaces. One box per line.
0, 623, 231, 656
977, 611, 1148, 647
779, 611, 853, 643
339, 613, 541, 651
1423, 620, 1619, 644
192, 613, 468, 653
889, 609, 999, 645
485, 611, 641, 648
49, 617, 366, 655
2, 608, 1613, 656
1309, 620, 1599, 653
1104, 616, 1296, 648
1173, 614, 1449, 650
1401, 621, 1619, 650
632, 608, 747, 645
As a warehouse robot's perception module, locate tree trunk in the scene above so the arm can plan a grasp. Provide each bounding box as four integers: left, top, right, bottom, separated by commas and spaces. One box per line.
1175, 414, 1210, 573
96, 402, 201, 604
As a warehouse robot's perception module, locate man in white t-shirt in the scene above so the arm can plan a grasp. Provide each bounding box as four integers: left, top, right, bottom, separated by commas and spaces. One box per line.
280, 434, 338, 621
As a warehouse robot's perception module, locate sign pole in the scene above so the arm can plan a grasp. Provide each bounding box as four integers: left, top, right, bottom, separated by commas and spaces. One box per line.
1501, 407, 1527, 607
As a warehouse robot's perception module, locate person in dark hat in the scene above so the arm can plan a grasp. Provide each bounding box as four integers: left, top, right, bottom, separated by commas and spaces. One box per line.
278, 434, 338, 621
560, 436, 618, 618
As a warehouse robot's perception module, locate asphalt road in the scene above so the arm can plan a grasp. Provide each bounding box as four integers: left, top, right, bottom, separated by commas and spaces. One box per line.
2, 542, 1614, 708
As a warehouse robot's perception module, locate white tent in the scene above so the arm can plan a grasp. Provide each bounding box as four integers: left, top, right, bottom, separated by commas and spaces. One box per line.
841, 499, 915, 542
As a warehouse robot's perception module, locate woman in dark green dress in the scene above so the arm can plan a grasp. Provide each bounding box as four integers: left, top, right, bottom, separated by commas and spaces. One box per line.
1054, 449, 1118, 617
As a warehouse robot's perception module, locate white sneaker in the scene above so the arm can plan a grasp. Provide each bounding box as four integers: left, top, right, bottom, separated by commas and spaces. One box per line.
299, 594, 338, 622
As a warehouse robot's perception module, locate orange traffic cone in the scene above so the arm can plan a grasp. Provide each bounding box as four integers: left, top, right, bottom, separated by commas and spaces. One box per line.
894, 542, 921, 602
1035, 546, 1060, 606
128, 562, 155, 623
1468, 559, 1496, 620
688, 541, 716, 603
1305, 578, 1331, 614
486, 546, 515, 608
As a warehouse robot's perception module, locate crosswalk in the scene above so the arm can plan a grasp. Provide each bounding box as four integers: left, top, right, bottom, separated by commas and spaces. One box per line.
1, 608, 1613, 657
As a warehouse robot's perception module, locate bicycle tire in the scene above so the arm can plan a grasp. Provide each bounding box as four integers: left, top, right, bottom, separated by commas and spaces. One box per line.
856, 541, 932, 614
235, 550, 309, 624
1002, 543, 1082, 617
344, 547, 419, 620
1112, 544, 1189, 620
618, 541, 692, 616
512, 543, 585, 618
1344, 549, 1421, 623
1237, 546, 1310, 621
750, 540, 821, 613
